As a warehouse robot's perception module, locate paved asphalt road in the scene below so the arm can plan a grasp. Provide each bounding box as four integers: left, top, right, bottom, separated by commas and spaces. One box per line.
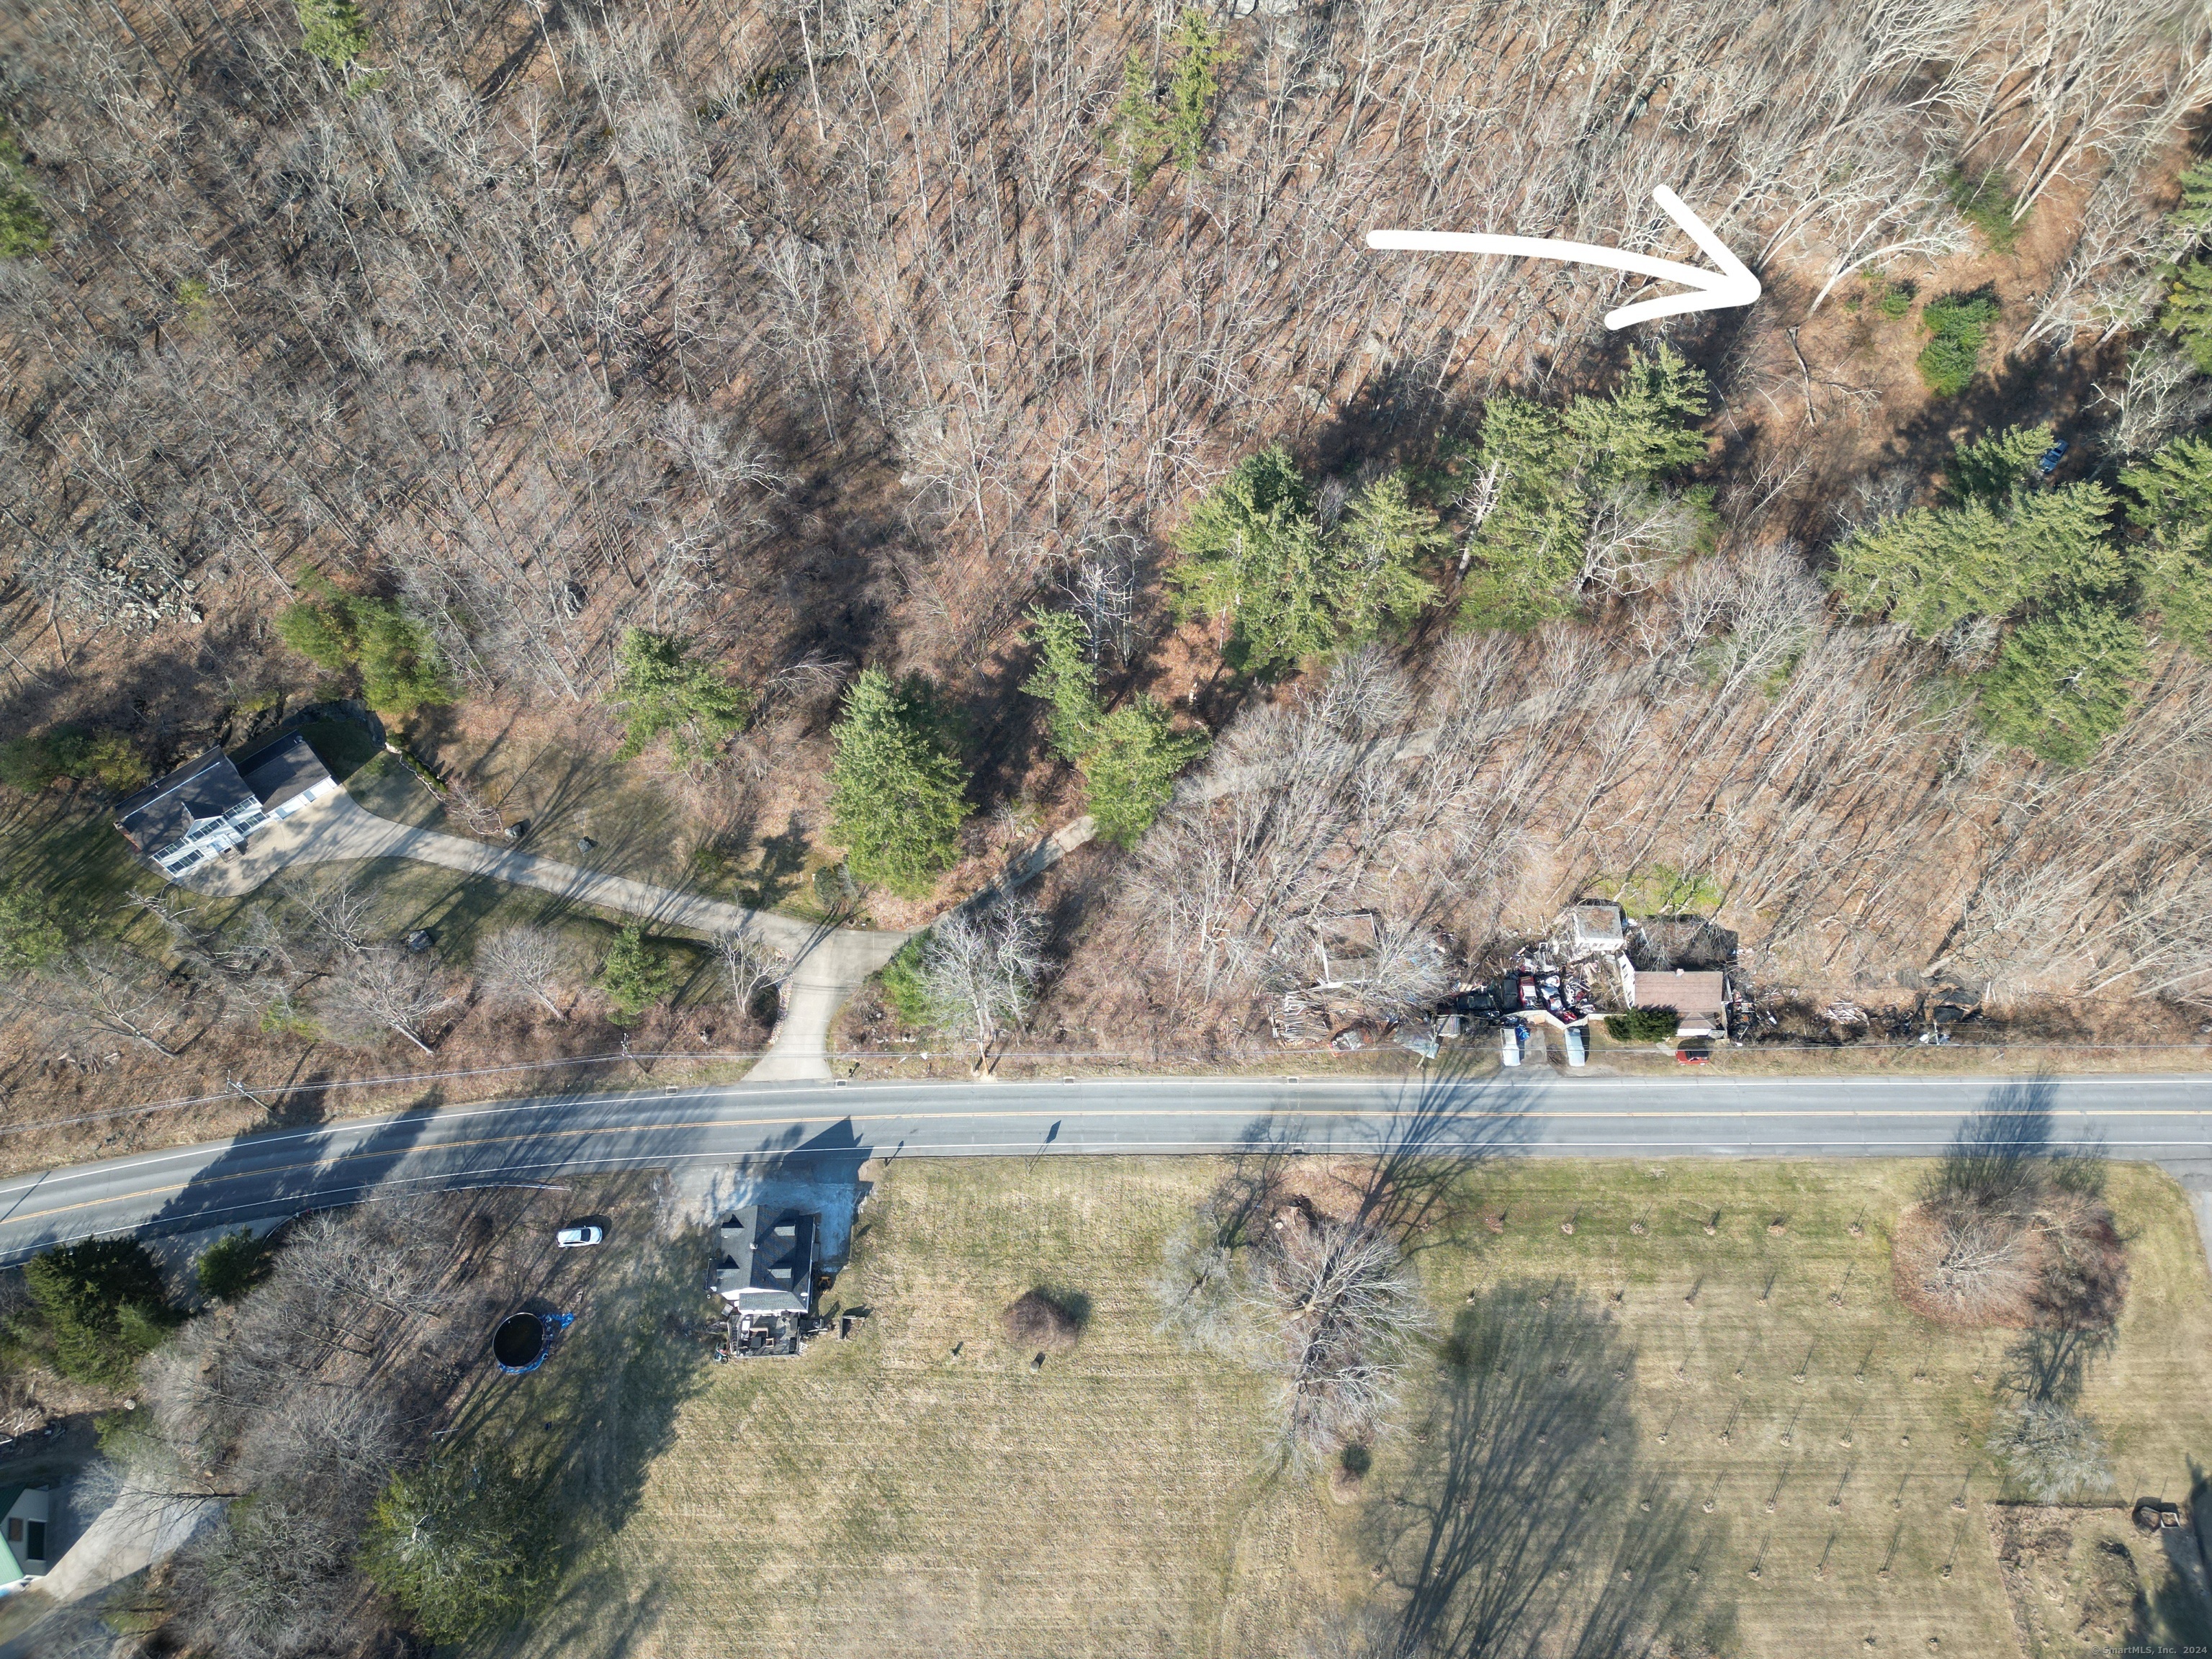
1, 1070, 2208, 1264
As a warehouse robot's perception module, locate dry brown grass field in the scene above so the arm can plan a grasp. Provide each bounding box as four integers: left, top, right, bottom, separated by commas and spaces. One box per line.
463, 1155, 2212, 1659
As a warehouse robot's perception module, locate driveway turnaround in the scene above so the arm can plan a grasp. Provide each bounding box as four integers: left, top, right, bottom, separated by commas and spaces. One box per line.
0, 1071, 2206, 1265
180, 789, 908, 1080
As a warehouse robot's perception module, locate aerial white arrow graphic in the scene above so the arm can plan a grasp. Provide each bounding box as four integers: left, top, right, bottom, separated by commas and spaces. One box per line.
1366, 184, 1760, 330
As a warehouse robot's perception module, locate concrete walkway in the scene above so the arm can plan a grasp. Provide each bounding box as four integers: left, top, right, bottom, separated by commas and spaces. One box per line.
179, 791, 907, 1081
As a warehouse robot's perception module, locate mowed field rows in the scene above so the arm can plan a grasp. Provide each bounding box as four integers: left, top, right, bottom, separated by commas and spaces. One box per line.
476, 1158, 2212, 1659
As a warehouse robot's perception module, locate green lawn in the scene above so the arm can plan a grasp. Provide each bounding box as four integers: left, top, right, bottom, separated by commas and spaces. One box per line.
0, 786, 163, 947
455, 1156, 2212, 1659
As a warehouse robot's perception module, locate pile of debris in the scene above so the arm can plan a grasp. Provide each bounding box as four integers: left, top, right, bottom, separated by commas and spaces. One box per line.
1428, 900, 1746, 1056
1747, 984, 1981, 1047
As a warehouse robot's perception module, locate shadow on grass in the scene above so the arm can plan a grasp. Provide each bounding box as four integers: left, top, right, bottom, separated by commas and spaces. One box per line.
1362, 1284, 1732, 1659
457, 1211, 715, 1658
2132, 1460, 2212, 1652
0, 788, 148, 934
1998, 1323, 2118, 1409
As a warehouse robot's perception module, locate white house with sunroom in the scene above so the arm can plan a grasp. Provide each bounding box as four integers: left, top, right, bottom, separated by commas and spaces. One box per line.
114, 733, 340, 878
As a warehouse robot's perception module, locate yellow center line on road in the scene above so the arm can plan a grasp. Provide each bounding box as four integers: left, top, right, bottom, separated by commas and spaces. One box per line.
9, 1071, 2207, 1195
4, 1101, 2208, 1231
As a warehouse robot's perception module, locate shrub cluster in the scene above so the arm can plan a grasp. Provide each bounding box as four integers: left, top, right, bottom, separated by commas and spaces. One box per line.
0, 724, 148, 795
1604, 1007, 1680, 1043
276, 568, 452, 719
1917, 289, 2002, 397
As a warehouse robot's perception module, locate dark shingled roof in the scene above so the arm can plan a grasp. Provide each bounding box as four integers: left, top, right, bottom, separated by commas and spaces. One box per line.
711, 1207, 817, 1312
233, 732, 332, 809
113, 747, 253, 853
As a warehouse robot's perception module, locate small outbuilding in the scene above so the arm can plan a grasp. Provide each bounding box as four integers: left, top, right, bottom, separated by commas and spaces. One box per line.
1564, 900, 1627, 955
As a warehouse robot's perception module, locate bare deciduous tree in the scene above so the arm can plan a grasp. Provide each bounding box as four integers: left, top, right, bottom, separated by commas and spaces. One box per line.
1915, 1212, 2036, 1323
919, 899, 1050, 1059
292, 877, 375, 957
1249, 1215, 1432, 1462
658, 401, 785, 496
713, 926, 788, 1019
1148, 1229, 1254, 1360
439, 773, 508, 838
144, 1199, 473, 1659
22, 945, 189, 1058
475, 925, 570, 1020
1985, 1401, 2113, 1502
320, 949, 453, 1054
2096, 341, 2212, 460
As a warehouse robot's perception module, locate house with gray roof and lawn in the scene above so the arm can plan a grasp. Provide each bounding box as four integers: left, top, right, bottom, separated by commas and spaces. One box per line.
113, 733, 339, 880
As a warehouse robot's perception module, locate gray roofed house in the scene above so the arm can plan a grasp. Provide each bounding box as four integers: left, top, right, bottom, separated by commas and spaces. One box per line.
114, 734, 338, 880
234, 732, 336, 818
711, 1207, 817, 1314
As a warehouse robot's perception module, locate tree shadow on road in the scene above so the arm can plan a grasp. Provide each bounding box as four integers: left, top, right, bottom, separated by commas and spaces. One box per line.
1926, 1073, 2063, 1213
1211, 1056, 1535, 1255
1362, 1283, 1732, 1659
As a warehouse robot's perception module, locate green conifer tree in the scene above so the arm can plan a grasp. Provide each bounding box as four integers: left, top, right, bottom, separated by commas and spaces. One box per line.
1021, 610, 1103, 762
276, 570, 453, 718
609, 629, 755, 763
20, 1238, 176, 1386
1079, 699, 1211, 848
1459, 347, 1712, 630
2120, 432, 2212, 652
0, 122, 53, 259
297, 0, 371, 71
1977, 604, 2144, 765
597, 925, 676, 1025
1169, 449, 1439, 673
359, 1457, 550, 1642
1102, 10, 1233, 186
1830, 482, 2118, 636
827, 669, 971, 896
1943, 423, 2054, 507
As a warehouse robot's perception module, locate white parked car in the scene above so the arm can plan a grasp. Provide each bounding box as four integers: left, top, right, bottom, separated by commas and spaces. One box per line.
556, 1225, 604, 1248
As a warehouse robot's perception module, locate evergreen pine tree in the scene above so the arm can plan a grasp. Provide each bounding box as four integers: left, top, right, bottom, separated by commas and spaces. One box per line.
1079, 699, 1212, 848
1459, 347, 1711, 630
1170, 449, 1440, 673
359, 1457, 551, 1642
2160, 258, 2212, 374
1943, 423, 2054, 507
2120, 433, 2212, 652
609, 628, 754, 763
827, 669, 971, 896
1977, 603, 2144, 765
276, 570, 452, 718
20, 1238, 176, 1386
597, 925, 676, 1025
1830, 480, 2118, 636
1021, 610, 1103, 762
0, 122, 53, 259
